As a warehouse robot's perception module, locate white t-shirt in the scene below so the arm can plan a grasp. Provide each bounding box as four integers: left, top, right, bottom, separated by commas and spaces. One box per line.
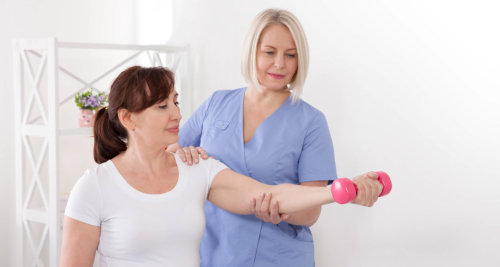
64, 154, 228, 267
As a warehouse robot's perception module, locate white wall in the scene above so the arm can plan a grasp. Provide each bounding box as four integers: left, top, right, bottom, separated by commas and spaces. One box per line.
0, 1, 138, 266
169, 0, 500, 266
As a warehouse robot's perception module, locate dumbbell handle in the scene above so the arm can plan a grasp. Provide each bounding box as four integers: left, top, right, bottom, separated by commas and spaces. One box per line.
331, 171, 392, 204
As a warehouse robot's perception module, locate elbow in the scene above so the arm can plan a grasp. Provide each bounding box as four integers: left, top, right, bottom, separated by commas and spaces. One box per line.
305, 213, 320, 227
284, 206, 322, 227
304, 208, 322, 227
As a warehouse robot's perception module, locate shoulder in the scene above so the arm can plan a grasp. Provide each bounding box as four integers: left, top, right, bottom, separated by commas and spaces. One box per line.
288, 98, 327, 126
72, 161, 114, 193
65, 163, 112, 226
211, 87, 245, 98
292, 98, 322, 116
178, 155, 227, 174
207, 88, 245, 106
177, 155, 228, 185
176, 155, 228, 196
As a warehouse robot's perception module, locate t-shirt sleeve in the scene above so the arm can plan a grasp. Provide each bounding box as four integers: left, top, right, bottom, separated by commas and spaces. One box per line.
204, 158, 229, 195
64, 170, 102, 226
298, 111, 338, 183
178, 93, 215, 147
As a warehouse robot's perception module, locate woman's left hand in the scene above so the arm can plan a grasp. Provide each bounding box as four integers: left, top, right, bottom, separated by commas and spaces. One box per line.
252, 192, 288, 224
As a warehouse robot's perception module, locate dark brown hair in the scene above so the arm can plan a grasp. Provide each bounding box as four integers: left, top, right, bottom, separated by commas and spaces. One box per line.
93, 66, 175, 163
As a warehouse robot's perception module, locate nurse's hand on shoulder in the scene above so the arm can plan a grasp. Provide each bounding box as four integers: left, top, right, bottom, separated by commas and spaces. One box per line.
352, 171, 384, 207
166, 144, 210, 165
252, 192, 289, 224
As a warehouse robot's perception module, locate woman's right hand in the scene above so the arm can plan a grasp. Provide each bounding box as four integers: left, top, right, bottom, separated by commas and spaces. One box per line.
176, 145, 210, 165
352, 171, 384, 207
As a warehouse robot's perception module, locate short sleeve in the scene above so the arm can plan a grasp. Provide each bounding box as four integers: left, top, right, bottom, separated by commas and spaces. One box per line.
298, 111, 338, 183
64, 170, 102, 226
203, 158, 229, 193
178, 93, 215, 147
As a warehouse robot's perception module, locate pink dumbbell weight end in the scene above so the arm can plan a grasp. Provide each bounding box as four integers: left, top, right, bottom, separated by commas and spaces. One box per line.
331, 171, 392, 204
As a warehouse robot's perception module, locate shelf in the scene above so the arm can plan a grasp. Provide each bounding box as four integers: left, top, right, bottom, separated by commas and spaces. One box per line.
15, 38, 191, 267
58, 127, 93, 136
24, 209, 49, 224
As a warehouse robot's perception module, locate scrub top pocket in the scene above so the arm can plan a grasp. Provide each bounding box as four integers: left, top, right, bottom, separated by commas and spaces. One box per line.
214, 120, 230, 130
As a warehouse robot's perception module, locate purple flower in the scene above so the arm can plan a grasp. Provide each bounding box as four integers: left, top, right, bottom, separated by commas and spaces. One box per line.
75, 89, 108, 110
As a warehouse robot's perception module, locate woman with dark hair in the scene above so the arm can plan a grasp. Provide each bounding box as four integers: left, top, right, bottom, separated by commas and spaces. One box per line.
60, 66, 382, 267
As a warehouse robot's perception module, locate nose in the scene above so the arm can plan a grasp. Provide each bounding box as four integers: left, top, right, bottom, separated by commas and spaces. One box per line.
172, 106, 182, 121
274, 54, 285, 69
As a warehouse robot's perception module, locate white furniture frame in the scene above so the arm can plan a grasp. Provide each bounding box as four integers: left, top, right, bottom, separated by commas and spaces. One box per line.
13, 38, 191, 267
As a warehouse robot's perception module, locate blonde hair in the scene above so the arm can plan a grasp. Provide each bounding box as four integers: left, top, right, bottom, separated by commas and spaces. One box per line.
241, 8, 309, 103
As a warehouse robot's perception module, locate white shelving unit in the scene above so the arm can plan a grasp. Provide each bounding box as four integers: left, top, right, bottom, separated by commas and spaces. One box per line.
13, 38, 191, 267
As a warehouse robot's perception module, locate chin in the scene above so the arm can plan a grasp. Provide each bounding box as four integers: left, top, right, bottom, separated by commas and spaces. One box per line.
261, 82, 290, 91
168, 136, 179, 144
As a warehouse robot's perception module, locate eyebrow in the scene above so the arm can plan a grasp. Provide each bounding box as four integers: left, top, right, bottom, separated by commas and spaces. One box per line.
262, 45, 297, 51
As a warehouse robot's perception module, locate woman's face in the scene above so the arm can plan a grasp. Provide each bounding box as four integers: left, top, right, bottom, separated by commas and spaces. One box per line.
255, 23, 298, 92
131, 90, 182, 148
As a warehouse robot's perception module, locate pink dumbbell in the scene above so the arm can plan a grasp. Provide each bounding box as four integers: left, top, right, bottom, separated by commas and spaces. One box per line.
331, 171, 392, 204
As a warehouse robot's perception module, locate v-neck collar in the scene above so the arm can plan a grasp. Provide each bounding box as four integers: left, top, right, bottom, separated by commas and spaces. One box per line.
240, 87, 291, 146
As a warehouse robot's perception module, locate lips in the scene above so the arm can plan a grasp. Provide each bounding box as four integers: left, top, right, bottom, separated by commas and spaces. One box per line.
166, 126, 179, 133
268, 73, 285, 79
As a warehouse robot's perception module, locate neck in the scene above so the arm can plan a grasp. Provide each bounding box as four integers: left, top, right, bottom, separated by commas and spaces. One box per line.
116, 139, 174, 174
246, 85, 290, 106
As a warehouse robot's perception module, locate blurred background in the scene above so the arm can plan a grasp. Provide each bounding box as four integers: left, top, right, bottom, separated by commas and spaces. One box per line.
1, 0, 499, 266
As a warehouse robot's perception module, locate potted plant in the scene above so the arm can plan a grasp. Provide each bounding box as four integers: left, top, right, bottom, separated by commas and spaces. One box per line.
74, 89, 108, 127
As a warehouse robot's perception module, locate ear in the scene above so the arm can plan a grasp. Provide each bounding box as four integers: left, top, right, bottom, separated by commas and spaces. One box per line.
117, 108, 135, 131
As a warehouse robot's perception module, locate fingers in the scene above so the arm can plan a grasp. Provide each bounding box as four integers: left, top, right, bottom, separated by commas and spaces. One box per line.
175, 147, 187, 163
352, 172, 383, 207
177, 146, 209, 165
182, 146, 195, 165
190, 146, 200, 164
269, 200, 281, 224
260, 192, 271, 221
251, 197, 256, 214
197, 147, 209, 160
253, 192, 268, 222
367, 171, 379, 180
252, 192, 287, 224
253, 192, 284, 224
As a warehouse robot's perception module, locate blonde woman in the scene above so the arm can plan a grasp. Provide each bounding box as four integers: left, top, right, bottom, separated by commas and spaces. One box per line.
177, 8, 381, 267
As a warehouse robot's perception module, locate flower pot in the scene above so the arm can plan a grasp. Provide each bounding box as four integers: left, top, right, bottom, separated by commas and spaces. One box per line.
79, 109, 95, 127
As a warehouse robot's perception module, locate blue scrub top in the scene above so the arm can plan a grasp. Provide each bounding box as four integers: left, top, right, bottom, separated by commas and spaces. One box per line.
179, 88, 337, 267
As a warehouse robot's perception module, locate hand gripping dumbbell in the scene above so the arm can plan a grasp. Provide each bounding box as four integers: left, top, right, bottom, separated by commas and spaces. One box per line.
331, 171, 392, 204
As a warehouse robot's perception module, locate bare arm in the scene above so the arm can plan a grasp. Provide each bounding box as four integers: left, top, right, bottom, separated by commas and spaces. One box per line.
253, 181, 327, 226
60, 216, 100, 267
281, 181, 327, 226
207, 169, 333, 215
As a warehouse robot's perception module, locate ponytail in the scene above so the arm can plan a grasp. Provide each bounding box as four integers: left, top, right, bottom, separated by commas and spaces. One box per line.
93, 107, 127, 164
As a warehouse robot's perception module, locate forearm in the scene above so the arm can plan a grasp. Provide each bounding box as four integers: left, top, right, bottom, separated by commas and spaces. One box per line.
270, 184, 333, 215
209, 170, 334, 215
